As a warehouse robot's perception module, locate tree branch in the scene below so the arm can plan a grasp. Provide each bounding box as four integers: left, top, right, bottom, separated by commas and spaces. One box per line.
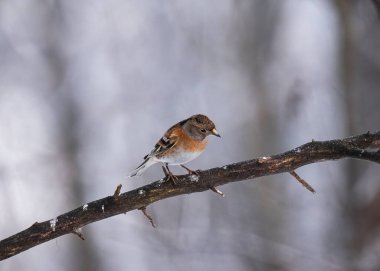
1, 131, 379, 261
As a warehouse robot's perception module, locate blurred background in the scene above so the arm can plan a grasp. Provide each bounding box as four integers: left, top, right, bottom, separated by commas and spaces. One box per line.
0, 0, 380, 270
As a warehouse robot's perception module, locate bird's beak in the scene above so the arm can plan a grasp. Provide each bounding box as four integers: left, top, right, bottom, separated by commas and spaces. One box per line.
211, 128, 221, 138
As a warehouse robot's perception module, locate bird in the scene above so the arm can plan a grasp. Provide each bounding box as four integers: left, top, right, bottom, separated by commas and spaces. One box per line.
128, 114, 220, 183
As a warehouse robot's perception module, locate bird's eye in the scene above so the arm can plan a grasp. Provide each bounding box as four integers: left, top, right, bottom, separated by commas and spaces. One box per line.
200, 129, 207, 133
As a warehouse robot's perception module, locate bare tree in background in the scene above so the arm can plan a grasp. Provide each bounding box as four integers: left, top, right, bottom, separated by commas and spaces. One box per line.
21, 2, 103, 270
0, 1, 380, 270
334, 1, 380, 270
237, 2, 287, 269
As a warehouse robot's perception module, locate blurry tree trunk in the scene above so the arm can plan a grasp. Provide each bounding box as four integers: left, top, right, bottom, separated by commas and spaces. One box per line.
336, 0, 361, 267
43, 3, 103, 270
335, 2, 380, 269
237, 1, 286, 269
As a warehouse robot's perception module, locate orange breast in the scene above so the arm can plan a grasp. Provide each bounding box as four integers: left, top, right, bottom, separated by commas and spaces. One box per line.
172, 126, 208, 152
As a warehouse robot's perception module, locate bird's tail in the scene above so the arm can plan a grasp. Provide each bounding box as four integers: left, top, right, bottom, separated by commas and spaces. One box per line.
128, 157, 157, 177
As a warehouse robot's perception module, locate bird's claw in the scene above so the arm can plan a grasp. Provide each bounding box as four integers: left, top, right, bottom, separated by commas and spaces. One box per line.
162, 165, 179, 185
180, 164, 199, 176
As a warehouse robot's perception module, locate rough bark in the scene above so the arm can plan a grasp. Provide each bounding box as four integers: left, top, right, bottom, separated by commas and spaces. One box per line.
0, 131, 379, 261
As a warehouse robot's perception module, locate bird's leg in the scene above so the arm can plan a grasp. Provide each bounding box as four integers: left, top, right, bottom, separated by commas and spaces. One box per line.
161, 165, 169, 177
162, 163, 178, 185
180, 164, 199, 175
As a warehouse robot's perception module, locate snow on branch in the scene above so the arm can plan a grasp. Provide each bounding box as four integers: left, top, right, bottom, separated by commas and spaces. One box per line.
0, 131, 379, 261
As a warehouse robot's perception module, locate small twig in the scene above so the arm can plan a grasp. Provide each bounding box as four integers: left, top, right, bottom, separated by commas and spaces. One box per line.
289, 171, 316, 193
72, 229, 85, 240
210, 186, 225, 197
113, 184, 122, 198
139, 207, 156, 228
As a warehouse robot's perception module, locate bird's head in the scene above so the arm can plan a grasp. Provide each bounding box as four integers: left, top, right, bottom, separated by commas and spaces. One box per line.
184, 114, 220, 140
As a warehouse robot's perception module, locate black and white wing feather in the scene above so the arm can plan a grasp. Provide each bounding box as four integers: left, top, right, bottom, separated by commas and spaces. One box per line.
128, 130, 179, 177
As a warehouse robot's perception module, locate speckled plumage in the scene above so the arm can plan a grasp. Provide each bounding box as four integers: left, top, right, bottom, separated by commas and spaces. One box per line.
129, 114, 220, 177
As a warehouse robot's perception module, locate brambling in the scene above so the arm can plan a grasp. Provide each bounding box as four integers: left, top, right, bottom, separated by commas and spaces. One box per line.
129, 114, 220, 183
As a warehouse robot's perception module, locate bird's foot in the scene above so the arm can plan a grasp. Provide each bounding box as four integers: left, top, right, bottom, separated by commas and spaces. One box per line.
162, 165, 179, 185
180, 164, 199, 176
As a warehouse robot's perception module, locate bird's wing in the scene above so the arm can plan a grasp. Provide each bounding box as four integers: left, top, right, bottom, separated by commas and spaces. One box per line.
144, 125, 183, 159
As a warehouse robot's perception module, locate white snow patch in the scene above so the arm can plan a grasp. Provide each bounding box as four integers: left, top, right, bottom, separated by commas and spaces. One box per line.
138, 189, 145, 195
189, 174, 199, 182
158, 178, 165, 183
83, 204, 88, 211
50, 218, 58, 231
74, 227, 82, 233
